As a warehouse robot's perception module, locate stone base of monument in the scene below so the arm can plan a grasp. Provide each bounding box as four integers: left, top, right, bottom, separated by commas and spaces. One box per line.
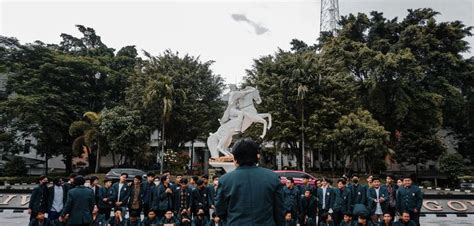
209, 156, 236, 172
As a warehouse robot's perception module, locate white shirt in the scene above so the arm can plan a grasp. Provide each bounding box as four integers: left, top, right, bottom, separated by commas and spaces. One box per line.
51, 185, 64, 212
322, 187, 327, 209
375, 188, 382, 215
118, 183, 124, 201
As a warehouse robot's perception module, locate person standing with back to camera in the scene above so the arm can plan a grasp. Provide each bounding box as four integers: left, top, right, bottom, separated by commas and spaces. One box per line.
215, 138, 285, 226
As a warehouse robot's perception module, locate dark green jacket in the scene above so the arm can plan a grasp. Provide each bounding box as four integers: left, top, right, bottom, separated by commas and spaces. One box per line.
28, 218, 54, 226
333, 188, 352, 213
47, 185, 67, 212
215, 165, 285, 226
299, 195, 317, 218
91, 214, 107, 226
348, 184, 368, 207
61, 185, 95, 225
98, 186, 113, 209
141, 216, 160, 226
396, 186, 423, 213
393, 221, 416, 226
29, 184, 49, 214
153, 183, 174, 211
283, 186, 300, 214
141, 181, 156, 206
367, 187, 389, 214
109, 182, 130, 207
317, 187, 334, 211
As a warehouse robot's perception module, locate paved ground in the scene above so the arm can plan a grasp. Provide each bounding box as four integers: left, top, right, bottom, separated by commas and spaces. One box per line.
0, 210, 473, 226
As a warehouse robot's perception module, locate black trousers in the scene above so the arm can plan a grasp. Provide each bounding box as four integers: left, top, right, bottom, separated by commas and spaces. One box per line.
409, 211, 420, 226
99, 208, 111, 221
143, 204, 151, 216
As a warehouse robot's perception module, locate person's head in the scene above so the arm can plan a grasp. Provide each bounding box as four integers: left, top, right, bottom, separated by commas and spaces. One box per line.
212, 175, 219, 186
104, 179, 112, 188
39, 175, 48, 185
337, 178, 346, 189
179, 178, 188, 188
69, 173, 77, 183
403, 176, 413, 187
352, 175, 359, 184
114, 209, 122, 218
91, 176, 99, 186
148, 210, 157, 219
176, 174, 183, 183
212, 212, 220, 223
196, 179, 205, 189
120, 173, 128, 183
386, 175, 394, 184
367, 175, 373, 184
53, 177, 62, 186
286, 177, 294, 188
93, 205, 99, 214
304, 189, 312, 198
321, 178, 328, 187
202, 174, 209, 184
316, 180, 322, 187
133, 175, 142, 185
197, 209, 205, 218
130, 216, 138, 223
147, 172, 155, 183
74, 175, 85, 186
284, 211, 292, 221
397, 179, 403, 187
36, 211, 45, 221
163, 170, 171, 177
383, 212, 392, 223
358, 215, 368, 225
232, 138, 259, 166
372, 177, 381, 188
191, 176, 199, 184
302, 175, 310, 184
180, 208, 188, 216
161, 175, 170, 185
321, 212, 332, 223
164, 210, 173, 220
401, 211, 411, 222
84, 177, 91, 187
343, 212, 352, 223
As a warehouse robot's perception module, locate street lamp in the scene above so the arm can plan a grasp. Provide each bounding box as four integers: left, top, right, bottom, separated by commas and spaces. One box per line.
297, 84, 308, 172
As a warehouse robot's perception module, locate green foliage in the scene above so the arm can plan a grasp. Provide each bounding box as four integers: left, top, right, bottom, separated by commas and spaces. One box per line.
4, 157, 28, 177
439, 153, 467, 187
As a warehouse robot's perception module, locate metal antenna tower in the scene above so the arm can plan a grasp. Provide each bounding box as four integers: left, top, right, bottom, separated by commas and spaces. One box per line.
320, 0, 340, 33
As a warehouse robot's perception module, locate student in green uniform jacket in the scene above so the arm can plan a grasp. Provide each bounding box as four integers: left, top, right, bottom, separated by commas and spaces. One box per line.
333, 179, 352, 225
91, 205, 107, 226
284, 211, 297, 226
107, 209, 128, 226
299, 189, 317, 226
339, 212, 353, 226
29, 211, 54, 226
354, 215, 373, 226
159, 210, 179, 225
393, 212, 416, 226
318, 212, 335, 226
142, 210, 160, 226
378, 213, 395, 226
60, 175, 95, 226
395, 176, 422, 226
215, 138, 285, 226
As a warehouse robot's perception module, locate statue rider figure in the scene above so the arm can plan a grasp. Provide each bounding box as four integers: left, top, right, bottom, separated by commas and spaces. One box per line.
219, 85, 254, 132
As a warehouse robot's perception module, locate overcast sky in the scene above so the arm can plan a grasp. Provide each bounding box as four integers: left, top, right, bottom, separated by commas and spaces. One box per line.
1, 0, 473, 84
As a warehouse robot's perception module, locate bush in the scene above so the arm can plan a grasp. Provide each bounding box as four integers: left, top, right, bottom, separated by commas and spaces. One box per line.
4, 157, 28, 177
439, 153, 467, 187
421, 180, 433, 187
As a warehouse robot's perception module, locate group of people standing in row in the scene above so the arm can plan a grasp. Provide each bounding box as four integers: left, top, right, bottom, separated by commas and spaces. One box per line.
281, 174, 422, 226
26, 139, 423, 226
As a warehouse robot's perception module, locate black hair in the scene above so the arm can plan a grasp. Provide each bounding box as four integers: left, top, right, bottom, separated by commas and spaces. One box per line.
114, 208, 122, 213
104, 178, 112, 183
321, 212, 330, 222
192, 176, 199, 182
343, 211, 352, 217
372, 177, 381, 182
147, 172, 156, 177
337, 178, 347, 185
90, 176, 99, 182
302, 175, 310, 179
39, 175, 46, 181
180, 178, 188, 184
386, 174, 394, 180
121, 172, 128, 178
284, 211, 292, 216
212, 175, 219, 180
287, 177, 294, 184
352, 174, 359, 178
196, 179, 204, 186
359, 215, 367, 220
69, 173, 78, 178
304, 188, 312, 194
53, 177, 61, 184
134, 175, 142, 181
232, 138, 259, 166
74, 176, 85, 186
163, 170, 170, 174
401, 211, 410, 216
160, 175, 168, 183
212, 212, 217, 218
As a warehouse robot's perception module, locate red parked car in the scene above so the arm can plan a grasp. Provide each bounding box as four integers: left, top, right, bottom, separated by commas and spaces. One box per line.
273, 170, 317, 186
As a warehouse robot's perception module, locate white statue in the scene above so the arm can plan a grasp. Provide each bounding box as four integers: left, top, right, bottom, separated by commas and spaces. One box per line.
207, 86, 272, 159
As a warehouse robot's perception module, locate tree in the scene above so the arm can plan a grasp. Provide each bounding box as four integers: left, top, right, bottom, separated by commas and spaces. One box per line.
328, 109, 390, 174
4, 157, 28, 177
69, 112, 105, 173
439, 153, 467, 187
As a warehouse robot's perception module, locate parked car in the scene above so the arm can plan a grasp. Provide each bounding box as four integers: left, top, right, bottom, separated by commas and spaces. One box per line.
105, 168, 147, 183
459, 179, 474, 189
273, 170, 317, 186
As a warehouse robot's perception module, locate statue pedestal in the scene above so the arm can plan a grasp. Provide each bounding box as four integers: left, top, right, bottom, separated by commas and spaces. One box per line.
209, 161, 236, 172
209, 156, 236, 172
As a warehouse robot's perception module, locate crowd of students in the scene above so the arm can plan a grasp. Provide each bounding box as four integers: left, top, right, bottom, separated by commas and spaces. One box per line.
26, 171, 423, 226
